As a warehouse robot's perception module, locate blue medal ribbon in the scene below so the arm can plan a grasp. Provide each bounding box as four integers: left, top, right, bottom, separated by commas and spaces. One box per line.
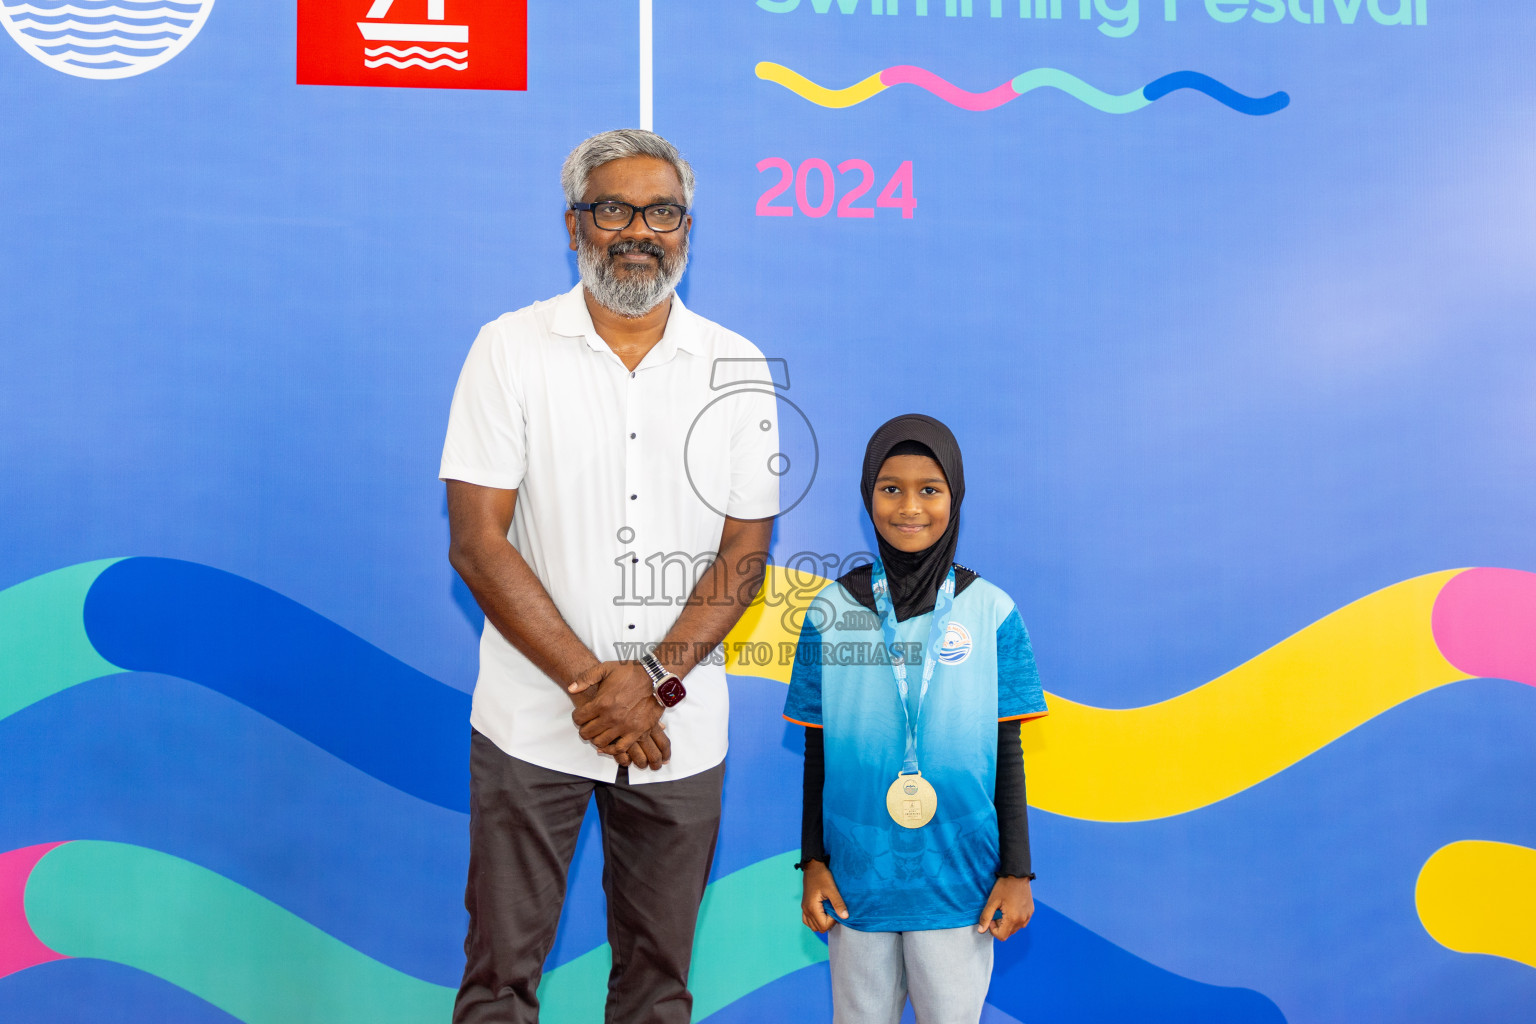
870, 560, 956, 777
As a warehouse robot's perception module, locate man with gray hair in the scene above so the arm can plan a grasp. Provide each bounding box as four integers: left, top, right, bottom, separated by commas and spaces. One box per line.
440, 129, 780, 1022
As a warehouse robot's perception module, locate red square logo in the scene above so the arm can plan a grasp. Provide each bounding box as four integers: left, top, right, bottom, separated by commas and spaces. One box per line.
298, 0, 527, 91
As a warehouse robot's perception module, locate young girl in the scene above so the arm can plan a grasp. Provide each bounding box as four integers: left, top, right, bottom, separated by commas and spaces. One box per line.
783, 414, 1047, 1024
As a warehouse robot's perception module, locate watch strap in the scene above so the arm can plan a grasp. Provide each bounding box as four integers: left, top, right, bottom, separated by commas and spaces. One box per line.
639, 651, 668, 684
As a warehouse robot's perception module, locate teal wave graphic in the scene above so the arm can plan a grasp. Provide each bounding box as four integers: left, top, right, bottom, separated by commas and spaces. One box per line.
11, 840, 819, 1023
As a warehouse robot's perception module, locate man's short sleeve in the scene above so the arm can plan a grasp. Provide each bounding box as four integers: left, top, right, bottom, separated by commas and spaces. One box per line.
783, 616, 824, 728
440, 321, 526, 490
727, 380, 781, 520
998, 607, 1048, 721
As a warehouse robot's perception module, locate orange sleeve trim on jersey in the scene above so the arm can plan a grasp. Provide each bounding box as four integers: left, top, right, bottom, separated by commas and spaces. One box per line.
998, 710, 1049, 723
782, 715, 823, 728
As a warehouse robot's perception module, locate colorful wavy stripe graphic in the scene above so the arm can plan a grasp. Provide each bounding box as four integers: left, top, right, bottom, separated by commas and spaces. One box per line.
755, 62, 1290, 115
0, 557, 806, 813
0, 839, 1282, 1023
1416, 841, 1536, 971
1, 840, 822, 1024
1026, 569, 1463, 822
13, 841, 450, 1024
0, 649, 1298, 1019
4, 562, 1535, 824
732, 567, 1536, 822
1, 557, 469, 811
3, 557, 1533, 1018
0, 669, 469, 984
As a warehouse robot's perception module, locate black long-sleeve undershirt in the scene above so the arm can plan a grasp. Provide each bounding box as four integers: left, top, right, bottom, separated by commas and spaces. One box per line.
798, 718, 1033, 878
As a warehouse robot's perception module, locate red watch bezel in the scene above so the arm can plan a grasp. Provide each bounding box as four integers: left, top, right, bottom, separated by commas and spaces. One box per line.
655, 676, 686, 707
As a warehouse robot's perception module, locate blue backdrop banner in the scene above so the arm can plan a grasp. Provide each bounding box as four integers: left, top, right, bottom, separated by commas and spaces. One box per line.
4, 2, 1536, 1022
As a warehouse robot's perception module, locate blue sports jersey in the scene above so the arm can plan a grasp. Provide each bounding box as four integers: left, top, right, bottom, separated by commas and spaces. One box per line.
783, 576, 1047, 932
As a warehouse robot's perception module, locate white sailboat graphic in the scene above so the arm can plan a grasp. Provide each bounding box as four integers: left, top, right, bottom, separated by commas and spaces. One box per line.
357, 0, 466, 69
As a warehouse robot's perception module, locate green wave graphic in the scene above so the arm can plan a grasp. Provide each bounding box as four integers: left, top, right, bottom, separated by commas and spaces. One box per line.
24, 841, 819, 1024
26, 841, 453, 1024
0, 560, 121, 722
1009, 68, 1150, 114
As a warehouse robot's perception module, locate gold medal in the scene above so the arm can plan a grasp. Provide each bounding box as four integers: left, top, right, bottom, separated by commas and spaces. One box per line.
886, 772, 938, 829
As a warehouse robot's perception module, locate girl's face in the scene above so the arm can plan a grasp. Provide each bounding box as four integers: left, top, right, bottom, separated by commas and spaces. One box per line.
871, 454, 951, 553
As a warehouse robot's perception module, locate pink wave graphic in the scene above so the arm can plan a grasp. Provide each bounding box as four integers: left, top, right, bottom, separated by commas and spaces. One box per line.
0, 842, 67, 979
1433, 568, 1536, 687
878, 65, 1018, 111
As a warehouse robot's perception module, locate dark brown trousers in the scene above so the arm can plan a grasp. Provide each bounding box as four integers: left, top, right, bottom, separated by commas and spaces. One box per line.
454, 730, 724, 1024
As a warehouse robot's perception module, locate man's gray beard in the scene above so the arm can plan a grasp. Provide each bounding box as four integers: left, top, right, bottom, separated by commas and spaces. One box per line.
576, 232, 688, 319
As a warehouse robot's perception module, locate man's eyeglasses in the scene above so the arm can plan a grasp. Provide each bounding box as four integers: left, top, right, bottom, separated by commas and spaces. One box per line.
571, 201, 688, 233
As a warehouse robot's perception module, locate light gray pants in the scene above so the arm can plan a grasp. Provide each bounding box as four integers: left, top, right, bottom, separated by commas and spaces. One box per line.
828, 923, 994, 1024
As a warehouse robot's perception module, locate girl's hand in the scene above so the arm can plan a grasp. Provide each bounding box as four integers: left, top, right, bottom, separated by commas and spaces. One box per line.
801, 860, 849, 932
978, 876, 1034, 940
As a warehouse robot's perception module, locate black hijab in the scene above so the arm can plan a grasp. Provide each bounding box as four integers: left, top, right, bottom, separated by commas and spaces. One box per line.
838, 414, 979, 621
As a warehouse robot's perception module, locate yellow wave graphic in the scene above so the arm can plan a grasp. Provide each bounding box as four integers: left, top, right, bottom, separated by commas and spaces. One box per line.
754, 61, 885, 108
1025, 571, 1469, 821
1417, 841, 1536, 969
726, 569, 1472, 822
722, 565, 810, 680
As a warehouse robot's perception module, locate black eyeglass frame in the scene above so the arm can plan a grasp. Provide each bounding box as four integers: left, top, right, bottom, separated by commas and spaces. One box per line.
570, 201, 690, 232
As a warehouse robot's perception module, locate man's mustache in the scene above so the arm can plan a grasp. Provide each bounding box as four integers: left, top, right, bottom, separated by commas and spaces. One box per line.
607, 239, 667, 260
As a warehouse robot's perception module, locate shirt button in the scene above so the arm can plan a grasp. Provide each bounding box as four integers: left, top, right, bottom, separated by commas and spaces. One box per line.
630, 432, 636, 439
628, 624, 636, 630
630, 371, 636, 379
630, 494, 637, 500
631, 557, 639, 564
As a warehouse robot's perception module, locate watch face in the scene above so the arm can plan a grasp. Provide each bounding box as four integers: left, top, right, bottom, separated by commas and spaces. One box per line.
656, 677, 686, 707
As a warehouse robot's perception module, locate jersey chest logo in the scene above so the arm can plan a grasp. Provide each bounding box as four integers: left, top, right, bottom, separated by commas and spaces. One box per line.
936, 621, 972, 665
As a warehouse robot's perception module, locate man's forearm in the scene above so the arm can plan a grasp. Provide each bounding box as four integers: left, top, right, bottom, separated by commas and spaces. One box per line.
652, 518, 774, 677
450, 534, 599, 691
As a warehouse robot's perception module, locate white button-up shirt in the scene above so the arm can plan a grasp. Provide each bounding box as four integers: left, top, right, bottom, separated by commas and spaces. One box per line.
440, 285, 780, 783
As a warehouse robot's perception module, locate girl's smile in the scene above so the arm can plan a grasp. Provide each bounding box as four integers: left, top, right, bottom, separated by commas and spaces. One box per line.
871, 453, 952, 554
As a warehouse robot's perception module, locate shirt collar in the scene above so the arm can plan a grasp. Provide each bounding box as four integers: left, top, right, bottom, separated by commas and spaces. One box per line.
550, 284, 705, 361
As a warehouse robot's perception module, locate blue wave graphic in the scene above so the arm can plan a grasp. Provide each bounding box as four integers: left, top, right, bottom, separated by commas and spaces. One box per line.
700, 909, 1284, 1024
0, 959, 241, 1024
0, 676, 468, 984
990, 905, 1284, 1022
1143, 71, 1290, 115
83, 558, 472, 812
64, 58, 130, 67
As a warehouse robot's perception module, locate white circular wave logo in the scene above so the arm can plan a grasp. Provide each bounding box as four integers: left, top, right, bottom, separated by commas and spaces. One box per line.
937, 622, 971, 665
2, 0, 214, 79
